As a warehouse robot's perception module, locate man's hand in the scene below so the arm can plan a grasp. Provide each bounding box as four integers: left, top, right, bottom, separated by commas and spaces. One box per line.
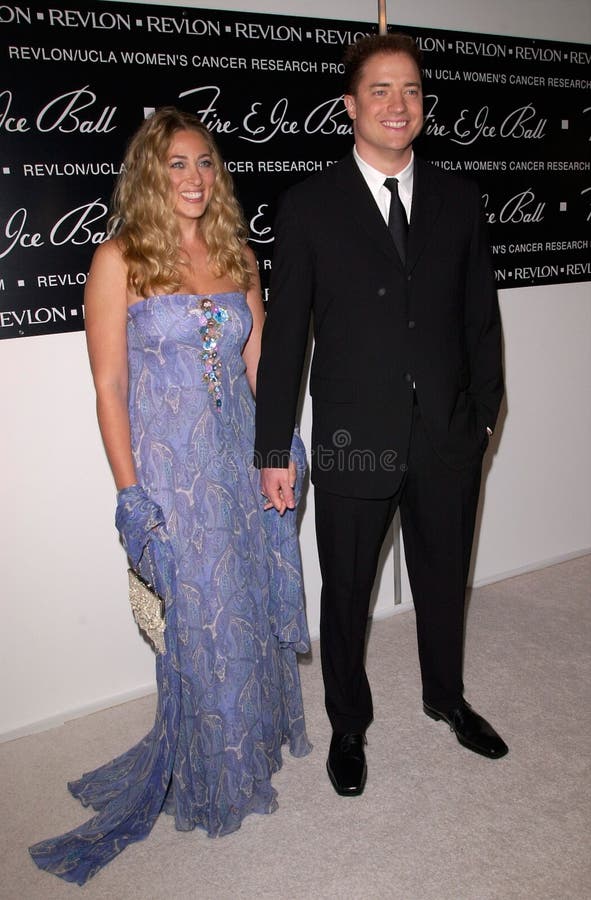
261, 463, 297, 515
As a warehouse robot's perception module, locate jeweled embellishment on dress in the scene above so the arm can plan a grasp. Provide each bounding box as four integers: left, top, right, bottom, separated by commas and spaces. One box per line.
195, 297, 229, 410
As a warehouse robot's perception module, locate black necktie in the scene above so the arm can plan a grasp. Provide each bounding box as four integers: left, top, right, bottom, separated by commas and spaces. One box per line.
384, 177, 408, 264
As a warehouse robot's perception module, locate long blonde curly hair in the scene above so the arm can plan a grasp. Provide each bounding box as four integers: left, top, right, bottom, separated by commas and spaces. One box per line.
110, 107, 251, 296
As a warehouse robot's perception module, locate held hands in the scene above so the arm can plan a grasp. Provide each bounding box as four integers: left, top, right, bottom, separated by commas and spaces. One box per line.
261, 462, 297, 516
261, 429, 307, 515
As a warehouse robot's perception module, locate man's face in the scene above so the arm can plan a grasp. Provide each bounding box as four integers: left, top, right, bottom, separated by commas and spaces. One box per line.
344, 51, 424, 173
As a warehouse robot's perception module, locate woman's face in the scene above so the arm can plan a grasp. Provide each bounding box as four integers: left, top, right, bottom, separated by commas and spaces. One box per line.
166, 128, 217, 223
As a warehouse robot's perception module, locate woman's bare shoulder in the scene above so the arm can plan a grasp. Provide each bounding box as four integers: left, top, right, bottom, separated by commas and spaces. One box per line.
90, 237, 126, 270
243, 243, 258, 269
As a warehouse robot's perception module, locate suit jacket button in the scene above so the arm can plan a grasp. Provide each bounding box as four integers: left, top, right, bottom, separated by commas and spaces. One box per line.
408, 320, 415, 329
404, 372, 413, 382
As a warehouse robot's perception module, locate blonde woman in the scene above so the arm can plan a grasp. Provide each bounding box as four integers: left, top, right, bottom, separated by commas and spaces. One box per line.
30, 107, 310, 884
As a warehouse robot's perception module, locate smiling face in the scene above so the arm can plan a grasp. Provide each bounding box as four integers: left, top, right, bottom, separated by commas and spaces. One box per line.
344, 50, 424, 174
166, 128, 217, 223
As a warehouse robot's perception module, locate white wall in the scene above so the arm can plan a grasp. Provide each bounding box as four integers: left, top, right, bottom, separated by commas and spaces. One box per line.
1, 0, 590, 739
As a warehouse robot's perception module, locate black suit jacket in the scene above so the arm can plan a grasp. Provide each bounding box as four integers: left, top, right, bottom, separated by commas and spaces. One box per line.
255, 152, 503, 499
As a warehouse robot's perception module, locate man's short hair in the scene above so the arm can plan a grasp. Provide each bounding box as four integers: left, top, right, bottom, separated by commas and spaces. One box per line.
343, 33, 422, 95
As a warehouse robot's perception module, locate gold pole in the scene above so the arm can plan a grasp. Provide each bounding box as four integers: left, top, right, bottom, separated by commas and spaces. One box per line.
378, 0, 387, 35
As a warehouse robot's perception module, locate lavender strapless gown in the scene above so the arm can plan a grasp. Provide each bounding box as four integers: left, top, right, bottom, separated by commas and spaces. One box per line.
30, 293, 311, 884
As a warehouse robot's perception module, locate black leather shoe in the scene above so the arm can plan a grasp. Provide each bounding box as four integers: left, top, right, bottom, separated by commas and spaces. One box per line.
423, 700, 509, 759
326, 732, 367, 796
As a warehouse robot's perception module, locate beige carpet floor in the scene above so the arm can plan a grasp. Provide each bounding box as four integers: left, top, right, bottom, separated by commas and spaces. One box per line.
1, 555, 589, 899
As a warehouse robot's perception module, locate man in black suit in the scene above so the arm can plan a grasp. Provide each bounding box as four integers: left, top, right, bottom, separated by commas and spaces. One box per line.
255, 33, 508, 797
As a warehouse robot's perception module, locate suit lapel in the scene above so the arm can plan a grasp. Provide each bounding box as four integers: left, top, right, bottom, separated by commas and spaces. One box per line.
331, 154, 443, 272
333, 154, 399, 266
407, 158, 443, 272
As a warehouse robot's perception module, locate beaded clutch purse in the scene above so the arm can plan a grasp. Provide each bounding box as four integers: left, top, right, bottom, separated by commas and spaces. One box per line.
128, 569, 166, 654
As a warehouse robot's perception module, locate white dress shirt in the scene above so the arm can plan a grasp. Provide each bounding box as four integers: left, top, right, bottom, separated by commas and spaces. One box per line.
353, 146, 414, 225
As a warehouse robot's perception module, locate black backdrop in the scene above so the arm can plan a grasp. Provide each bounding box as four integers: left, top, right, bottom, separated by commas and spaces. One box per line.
0, 1, 589, 338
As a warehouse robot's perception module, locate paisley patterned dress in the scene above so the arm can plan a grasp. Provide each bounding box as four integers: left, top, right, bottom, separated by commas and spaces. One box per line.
30, 293, 311, 884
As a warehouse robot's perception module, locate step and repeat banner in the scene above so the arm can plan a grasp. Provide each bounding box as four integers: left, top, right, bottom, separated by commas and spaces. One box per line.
0, 1, 589, 338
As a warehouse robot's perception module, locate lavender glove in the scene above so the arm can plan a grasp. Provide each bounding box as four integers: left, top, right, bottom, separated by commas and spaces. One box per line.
115, 484, 166, 569
262, 428, 310, 653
